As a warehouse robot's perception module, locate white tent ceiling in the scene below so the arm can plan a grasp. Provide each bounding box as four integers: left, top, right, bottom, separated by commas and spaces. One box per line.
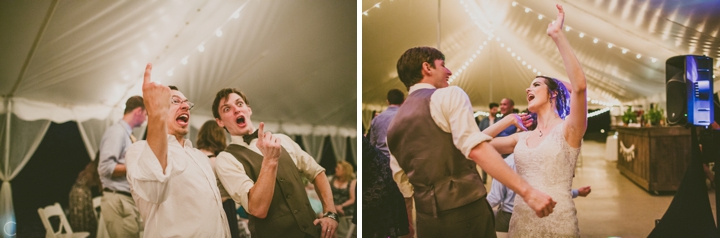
0, 0, 356, 134
362, 0, 720, 112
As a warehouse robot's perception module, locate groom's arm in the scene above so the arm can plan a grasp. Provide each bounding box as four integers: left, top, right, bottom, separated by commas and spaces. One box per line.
468, 142, 556, 217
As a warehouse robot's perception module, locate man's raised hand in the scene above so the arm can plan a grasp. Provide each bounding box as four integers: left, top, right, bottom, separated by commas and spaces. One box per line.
256, 122, 282, 161
142, 63, 171, 118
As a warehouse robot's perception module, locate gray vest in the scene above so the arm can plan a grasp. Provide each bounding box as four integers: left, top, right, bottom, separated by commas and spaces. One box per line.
387, 88, 486, 217
225, 144, 319, 238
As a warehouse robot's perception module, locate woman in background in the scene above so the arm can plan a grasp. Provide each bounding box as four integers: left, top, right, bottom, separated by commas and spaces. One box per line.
196, 120, 243, 238
331, 161, 357, 238
68, 155, 102, 237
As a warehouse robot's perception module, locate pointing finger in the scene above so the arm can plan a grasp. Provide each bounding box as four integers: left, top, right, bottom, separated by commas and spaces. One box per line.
143, 63, 153, 85
258, 122, 265, 140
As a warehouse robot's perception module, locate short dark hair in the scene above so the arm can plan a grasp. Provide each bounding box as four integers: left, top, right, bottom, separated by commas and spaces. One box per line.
212, 88, 250, 119
196, 120, 227, 156
489, 102, 499, 109
537, 76, 570, 119
123, 96, 144, 114
387, 89, 404, 105
502, 98, 515, 106
168, 85, 179, 91
396, 47, 445, 89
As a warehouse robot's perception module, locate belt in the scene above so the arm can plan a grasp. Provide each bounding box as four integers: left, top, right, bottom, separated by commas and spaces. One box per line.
103, 188, 132, 198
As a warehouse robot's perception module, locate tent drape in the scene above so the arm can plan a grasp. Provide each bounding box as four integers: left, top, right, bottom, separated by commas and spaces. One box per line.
331, 136, 347, 162
361, 109, 375, 133
0, 103, 51, 237
78, 118, 112, 160
302, 135, 326, 163
349, 137, 357, 164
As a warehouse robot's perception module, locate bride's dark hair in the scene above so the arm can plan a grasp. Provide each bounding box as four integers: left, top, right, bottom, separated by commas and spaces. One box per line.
537, 76, 570, 119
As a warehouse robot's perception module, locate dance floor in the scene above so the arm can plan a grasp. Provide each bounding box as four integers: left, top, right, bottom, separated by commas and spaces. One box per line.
494, 140, 717, 237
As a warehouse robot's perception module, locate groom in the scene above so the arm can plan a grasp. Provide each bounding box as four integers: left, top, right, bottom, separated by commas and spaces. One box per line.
387, 47, 556, 237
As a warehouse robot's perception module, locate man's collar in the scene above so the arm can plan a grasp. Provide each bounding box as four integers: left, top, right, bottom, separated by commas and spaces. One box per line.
408, 83, 435, 94
118, 120, 132, 133
167, 134, 193, 148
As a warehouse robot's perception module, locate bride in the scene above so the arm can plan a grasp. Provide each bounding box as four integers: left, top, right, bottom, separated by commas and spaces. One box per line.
482, 4, 587, 237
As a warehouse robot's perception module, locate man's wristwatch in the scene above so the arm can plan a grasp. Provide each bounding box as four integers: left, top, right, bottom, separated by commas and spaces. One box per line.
322, 211, 338, 221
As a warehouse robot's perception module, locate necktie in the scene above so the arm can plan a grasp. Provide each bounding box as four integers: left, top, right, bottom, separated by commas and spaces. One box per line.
130, 134, 137, 143
243, 130, 259, 144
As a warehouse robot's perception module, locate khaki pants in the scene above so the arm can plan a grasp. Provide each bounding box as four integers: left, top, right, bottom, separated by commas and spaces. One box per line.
101, 192, 141, 238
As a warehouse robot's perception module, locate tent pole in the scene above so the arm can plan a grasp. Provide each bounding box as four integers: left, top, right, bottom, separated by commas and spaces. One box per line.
437, 0, 441, 50
4, 98, 11, 177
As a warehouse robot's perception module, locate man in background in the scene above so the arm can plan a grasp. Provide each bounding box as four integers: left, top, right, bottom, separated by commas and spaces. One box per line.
368, 89, 405, 158
478, 102, 499, 131
98, 96, 146, 237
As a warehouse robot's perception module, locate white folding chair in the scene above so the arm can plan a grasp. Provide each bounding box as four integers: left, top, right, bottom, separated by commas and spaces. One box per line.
92, 197, 110, 238
92, 197, 102, 219
37, 203, 90, 238
345, 216, 356, 238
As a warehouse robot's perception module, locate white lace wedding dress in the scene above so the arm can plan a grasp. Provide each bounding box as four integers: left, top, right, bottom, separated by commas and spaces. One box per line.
509, 122, 580, 237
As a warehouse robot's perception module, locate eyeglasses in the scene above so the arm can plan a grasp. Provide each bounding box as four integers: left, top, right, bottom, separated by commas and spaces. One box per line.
171, 96, 194, 110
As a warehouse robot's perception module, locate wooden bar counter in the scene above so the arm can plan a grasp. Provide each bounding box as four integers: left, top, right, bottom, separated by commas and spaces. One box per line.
615, 126, 692, 194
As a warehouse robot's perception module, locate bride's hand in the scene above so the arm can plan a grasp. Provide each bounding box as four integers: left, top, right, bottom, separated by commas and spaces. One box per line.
508, 113, 531, 131
547, 4, 565, 38
523, 188, 556, 218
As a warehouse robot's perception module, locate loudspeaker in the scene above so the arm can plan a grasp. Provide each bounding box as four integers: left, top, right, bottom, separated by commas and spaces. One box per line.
665, 55, 714, 126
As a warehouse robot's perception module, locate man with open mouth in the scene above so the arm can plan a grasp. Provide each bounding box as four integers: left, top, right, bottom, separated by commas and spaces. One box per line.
212, 88, 339, 238
124, 63, 230, 237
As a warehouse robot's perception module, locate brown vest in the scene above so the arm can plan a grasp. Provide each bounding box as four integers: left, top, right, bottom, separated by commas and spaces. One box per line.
387, 88, 486, 217
225, 144, 319, 238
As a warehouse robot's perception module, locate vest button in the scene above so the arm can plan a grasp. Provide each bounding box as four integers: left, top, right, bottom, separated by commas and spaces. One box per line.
286, 194, 292, 199
293, 210, 298, 214
279, 178, 285, 182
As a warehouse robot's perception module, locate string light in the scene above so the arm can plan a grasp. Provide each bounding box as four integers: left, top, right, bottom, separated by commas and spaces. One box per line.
362, 0, 389, 16
125, 1, 251, 83
511, 1, 659, 64
450, 43, 485, 84
474, 105, 610, 118
588, 107, 611, 118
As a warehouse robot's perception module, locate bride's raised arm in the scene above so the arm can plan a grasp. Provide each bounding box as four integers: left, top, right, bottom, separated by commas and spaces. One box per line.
548, 4, 587, 147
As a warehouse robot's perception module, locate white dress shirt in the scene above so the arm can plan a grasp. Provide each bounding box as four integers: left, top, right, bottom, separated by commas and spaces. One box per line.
215, 133, 326, 210
125, 135, 230, 238
389, 83, 493, 198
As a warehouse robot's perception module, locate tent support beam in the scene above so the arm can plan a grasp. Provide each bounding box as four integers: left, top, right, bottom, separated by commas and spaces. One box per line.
437, 0, 441, 50
8, 0, 59, 97
4, 99, 11, 177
